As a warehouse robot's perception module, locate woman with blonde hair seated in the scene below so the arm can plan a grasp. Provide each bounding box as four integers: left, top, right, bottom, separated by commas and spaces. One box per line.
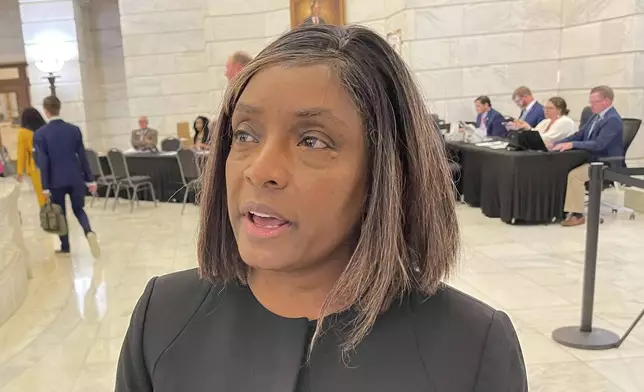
16, 107, 47, 206
515, 97, 576, 144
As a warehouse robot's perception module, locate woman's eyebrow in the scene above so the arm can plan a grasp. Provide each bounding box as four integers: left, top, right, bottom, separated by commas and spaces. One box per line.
294, 107, 332, 118
234, 102, 262, 115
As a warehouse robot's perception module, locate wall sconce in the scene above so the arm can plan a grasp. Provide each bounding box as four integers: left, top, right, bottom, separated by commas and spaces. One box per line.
34, 58, 65, 97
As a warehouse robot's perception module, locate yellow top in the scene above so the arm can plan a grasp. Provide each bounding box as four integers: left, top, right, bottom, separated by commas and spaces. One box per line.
16, 127, 38, 175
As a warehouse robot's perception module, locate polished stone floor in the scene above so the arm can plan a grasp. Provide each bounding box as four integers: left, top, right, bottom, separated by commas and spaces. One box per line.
1, 186, 644, 392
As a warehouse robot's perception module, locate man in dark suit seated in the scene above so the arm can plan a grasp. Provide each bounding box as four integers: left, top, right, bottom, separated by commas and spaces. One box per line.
551, 85, 624, 227
512, 86, 545, 128
301, 0, 326, 26
34, 96, 101, 257
474, 95, 507, 138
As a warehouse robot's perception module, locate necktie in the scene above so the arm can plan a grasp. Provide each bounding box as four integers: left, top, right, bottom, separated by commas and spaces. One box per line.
519, 109, 526, 121
480, 113, 487, 134
586, 116, 599, 140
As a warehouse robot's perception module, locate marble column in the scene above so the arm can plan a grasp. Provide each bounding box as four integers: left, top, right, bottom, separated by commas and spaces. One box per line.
0, 179, 29, 327
19, 0, 88, 132
0, 0, 26, 64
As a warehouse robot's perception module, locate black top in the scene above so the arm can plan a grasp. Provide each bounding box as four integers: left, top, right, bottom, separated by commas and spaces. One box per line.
116, 269, 527, 392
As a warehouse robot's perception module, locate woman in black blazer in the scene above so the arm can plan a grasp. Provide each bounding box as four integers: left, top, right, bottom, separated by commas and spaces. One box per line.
192, 115, 209, 149
116, 25, 527, 392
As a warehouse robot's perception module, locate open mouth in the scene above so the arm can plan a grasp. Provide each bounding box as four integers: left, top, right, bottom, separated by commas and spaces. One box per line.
245, 211, 291, 238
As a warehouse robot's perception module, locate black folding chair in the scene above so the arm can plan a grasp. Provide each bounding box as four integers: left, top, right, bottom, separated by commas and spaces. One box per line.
86, 148, 121, 210
161, 137, 181, 152
176, 149, 202, 214
106, 149, 158, 213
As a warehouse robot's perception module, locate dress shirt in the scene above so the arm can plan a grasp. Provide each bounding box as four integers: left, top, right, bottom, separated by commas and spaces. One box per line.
479, 111, 488, 134
519, 100, 537, 120
586, 106, 613, 140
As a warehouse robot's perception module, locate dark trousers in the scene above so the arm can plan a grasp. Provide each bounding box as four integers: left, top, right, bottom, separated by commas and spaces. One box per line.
50, 185, 92, 252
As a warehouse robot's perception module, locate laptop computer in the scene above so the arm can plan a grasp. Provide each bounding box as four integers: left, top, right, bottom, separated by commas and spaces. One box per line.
507, 130, 548, 152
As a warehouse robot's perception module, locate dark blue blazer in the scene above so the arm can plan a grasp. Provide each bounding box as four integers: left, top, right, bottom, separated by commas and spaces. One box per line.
521, 101, 545, 128
476, 108, 507, 138
557, 107, 624, 164
34, 119, 93, 190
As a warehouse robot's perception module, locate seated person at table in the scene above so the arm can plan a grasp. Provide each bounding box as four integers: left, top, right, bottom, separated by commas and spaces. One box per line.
131, 116, 158, 151
551, 85, 624, 227
474, 95, 507, 138
512, 86, 545, 128
193, 115, 210, 150
515, 97, 576, 144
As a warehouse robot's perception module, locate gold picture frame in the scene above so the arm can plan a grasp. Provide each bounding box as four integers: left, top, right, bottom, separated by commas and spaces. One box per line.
290, 0, 345, 29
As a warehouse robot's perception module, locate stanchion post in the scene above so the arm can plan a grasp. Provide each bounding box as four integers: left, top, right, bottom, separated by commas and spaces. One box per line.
552, 162, 620, 350
580, 162, 603, 331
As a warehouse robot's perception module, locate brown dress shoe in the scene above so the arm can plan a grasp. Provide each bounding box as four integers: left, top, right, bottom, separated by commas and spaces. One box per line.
562, 215, 586, 227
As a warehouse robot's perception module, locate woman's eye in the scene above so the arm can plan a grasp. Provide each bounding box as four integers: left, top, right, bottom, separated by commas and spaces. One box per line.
299, 135, 329, 149
233, 130, 257, 144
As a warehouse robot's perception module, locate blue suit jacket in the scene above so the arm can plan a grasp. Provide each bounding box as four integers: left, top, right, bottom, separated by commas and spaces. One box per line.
476, 108, 507, 138
34, 119, 93, 190
557, 107, 624, 164
521, 101, 545, 128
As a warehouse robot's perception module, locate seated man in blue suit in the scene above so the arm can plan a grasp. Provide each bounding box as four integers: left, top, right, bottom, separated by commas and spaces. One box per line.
34, 96, 101, 257
512, 86, 545, 128
551, 85, 624, 227
474, 96, 507, 138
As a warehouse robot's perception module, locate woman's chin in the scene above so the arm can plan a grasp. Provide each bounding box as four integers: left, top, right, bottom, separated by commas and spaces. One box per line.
239, 248, 295, 272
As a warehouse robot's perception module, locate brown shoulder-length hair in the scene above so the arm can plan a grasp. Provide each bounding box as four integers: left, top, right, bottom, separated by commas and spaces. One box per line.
198, 25, 459, 355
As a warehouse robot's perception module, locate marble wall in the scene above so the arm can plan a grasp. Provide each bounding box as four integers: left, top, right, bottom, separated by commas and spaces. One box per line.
400, 0, 644, 157
0, 0, 26, 64
203, 0, 290, 117
118, 0, 211, 145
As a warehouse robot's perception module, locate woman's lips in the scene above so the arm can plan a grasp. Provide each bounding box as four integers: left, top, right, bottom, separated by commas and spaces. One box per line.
244, 213, 291, 239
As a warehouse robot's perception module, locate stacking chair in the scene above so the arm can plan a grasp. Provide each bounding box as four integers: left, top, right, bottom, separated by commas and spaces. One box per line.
161, 137, 181, 152
599, 118, 642, 219
176, 149, 201, 214
85, 148, 122, 210
106, 149, 158, 213
587, 118, 642, 220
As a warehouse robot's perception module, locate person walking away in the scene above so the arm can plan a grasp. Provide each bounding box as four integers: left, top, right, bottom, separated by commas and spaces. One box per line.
34, 96, 101, 257
16, 107, 47, 206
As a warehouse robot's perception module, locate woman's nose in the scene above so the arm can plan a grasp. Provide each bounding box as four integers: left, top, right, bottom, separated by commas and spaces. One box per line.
244, 140, 290, 190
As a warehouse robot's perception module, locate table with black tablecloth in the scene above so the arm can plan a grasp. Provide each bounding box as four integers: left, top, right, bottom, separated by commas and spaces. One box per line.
99, 152, 195, 203
448, 142, 588, 224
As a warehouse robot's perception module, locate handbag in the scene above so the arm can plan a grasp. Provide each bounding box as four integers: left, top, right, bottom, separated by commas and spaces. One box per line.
40, 199, 68, 236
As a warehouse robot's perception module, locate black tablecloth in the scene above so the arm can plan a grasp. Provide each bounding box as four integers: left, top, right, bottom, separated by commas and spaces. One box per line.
99, 153, 195, 203
448, 142, 588, 223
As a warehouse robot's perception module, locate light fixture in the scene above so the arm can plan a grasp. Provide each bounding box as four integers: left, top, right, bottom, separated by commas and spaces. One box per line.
35, 58, 65, 97
31, 31, 74, 98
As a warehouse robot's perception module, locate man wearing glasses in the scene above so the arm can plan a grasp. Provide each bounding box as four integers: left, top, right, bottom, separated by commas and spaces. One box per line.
551, 85, 624, 227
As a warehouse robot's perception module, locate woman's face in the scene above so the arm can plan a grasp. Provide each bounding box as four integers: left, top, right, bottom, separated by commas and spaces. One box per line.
227, 64, 366, 272
196, 118, 204, 131
544, 100, 559, 120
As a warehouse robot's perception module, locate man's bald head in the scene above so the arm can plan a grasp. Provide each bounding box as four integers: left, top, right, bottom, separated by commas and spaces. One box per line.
225, 51, 252, 82
138, 116, 149, 129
